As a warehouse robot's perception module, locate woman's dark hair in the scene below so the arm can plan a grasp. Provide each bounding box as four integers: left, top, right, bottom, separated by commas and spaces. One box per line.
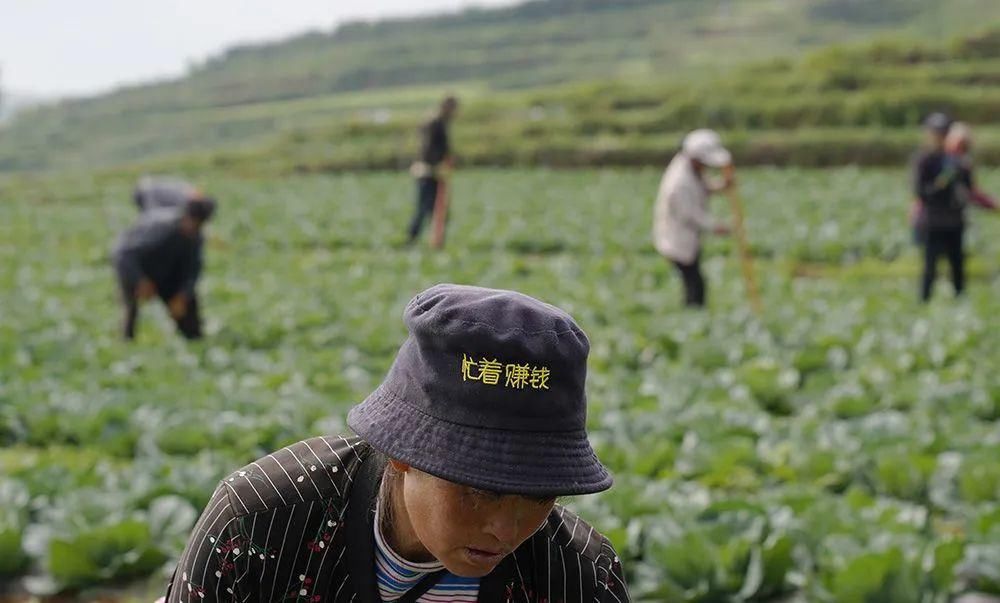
186, 197, 217, 222
440, 96, 459, 115
377, 464, 401, 532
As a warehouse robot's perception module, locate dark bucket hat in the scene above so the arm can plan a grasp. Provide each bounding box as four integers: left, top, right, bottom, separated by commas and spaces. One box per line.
347, 284, 612, 497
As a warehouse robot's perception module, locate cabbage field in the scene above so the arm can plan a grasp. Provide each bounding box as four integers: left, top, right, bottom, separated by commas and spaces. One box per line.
1, 167, 999, 602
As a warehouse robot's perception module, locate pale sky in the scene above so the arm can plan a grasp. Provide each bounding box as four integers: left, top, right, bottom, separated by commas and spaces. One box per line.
0, 0, 519, 97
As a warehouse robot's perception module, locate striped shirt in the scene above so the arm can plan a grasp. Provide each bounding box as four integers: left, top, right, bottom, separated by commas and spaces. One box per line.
373, 505, 479, 602
164, 435, 629, 603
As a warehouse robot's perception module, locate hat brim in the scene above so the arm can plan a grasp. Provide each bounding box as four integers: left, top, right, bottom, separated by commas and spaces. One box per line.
347, 385, 613, 498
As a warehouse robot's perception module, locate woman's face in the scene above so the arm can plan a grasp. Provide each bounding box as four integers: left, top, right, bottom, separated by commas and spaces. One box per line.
946, 137, 971, 156
393, 462, 556, 578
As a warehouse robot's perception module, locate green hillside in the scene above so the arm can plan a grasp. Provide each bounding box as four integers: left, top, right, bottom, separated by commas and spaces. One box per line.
1, 0, 999, 172
79, 28, 1000, 178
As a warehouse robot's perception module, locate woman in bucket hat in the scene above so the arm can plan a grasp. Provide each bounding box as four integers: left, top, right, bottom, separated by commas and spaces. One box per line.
164, 284, 629, 603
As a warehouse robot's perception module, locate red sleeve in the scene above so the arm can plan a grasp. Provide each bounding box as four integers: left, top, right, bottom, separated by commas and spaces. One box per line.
971, 189, 998, 210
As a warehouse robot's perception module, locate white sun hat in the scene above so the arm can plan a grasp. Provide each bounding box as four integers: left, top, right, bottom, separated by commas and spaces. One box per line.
682, 129, 732, 168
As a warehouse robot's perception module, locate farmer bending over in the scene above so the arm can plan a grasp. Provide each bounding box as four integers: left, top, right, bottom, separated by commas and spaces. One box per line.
164, 284, 629, 602
112, 197, 215, 340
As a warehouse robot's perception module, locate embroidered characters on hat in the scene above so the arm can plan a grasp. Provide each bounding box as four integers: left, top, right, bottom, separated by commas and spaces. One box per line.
461, 354, 550, 390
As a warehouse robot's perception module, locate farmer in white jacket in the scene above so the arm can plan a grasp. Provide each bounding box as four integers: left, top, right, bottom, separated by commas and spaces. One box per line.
653, 129, 734, 307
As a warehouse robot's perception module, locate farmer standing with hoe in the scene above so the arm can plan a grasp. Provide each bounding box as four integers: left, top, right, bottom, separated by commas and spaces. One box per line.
653, 129, 735, 308
407, 96, 458, 248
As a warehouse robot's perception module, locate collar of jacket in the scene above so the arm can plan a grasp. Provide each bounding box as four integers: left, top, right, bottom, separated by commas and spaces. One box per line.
344, 445, 519, 603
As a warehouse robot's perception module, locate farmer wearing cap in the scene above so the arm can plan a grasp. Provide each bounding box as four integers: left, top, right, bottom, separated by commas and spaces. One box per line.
112, 197, 215, 340
407, 96, 458, 245
134, 175, 214, 214
910, 113, 996, 301
164, 284, 629, 603
909, 112, 952, 247
653, 129, 734, 308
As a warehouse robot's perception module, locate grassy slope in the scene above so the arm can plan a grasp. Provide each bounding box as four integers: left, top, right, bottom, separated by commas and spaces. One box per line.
2, 0, 1000, 172
104, 30, 1000, 176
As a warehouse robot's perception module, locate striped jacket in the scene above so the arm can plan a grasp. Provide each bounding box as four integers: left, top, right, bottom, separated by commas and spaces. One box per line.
165, 435, 629, 603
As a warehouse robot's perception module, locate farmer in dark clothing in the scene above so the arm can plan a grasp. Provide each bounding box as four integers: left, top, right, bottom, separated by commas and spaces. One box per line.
133, 176, 208, 213
112, 198, 216, 340
910, 113, 951, 245
163, 284, 629, 603
911, 113, 988, 302
407, 97, 458, 245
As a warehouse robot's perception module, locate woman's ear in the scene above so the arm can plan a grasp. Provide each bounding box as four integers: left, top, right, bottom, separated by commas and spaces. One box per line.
388, 459, 411, 473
